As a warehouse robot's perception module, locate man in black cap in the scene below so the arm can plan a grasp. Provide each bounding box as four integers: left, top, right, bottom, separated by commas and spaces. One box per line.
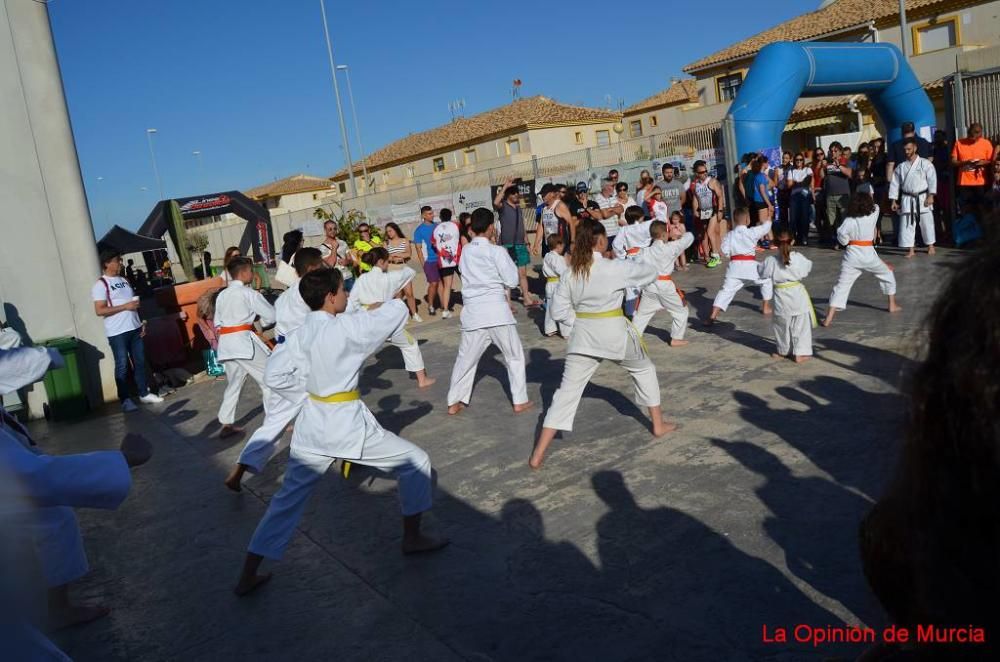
567, 181, 601, 224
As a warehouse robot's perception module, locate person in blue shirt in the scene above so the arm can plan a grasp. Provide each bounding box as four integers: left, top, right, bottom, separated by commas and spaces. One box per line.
412, 206, 443, 315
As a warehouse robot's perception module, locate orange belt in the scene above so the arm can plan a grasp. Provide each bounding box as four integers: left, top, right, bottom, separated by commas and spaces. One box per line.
657, 275, 673, 281
626, 247, 641, 255
849, 240, 874, 246
219, 324, 254, 335
730, 254, 757, 261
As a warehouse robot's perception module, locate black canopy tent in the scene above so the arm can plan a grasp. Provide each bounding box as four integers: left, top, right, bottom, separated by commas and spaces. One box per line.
97, 224, 167, 254
138, 191, 276, 270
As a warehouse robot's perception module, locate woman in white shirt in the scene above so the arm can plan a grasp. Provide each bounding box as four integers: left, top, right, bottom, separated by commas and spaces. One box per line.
384, 222, 421, 321
92, 251, 163, 412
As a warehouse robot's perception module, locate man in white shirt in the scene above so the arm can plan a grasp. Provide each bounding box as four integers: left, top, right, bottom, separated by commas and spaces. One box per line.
214, 257, 277, 438
92, 251, 163, 412
431, 208, 461, 319
317, 220, 354, 291
593, 178, 626, 240
446, 208, 532, 416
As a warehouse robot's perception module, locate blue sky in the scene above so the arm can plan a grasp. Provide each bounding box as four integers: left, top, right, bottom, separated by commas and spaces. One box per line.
49, 0, 810, 236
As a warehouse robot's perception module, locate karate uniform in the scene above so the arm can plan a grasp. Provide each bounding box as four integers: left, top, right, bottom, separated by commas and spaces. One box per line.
758, 252, 814, 356
612, 220, 654, 311
446, 237, 528, 407
347, 265, 424, 373
712, 222, 774, 311
248, 301, 432, 560
632, 232, 694, 340
542, 251, 573, 336
234, 279, 311, 474
542, 243, 672, 432
828, 207, 897, 310
889, 156, 937, 249
214, 280, 277, 425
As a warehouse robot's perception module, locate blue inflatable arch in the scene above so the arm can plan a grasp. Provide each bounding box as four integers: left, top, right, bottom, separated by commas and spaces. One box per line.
726, 41, 936, 157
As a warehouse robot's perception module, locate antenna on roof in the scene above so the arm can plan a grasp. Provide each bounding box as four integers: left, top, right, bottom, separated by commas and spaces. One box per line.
448, 98, 466, 121
512, 79, 522, 100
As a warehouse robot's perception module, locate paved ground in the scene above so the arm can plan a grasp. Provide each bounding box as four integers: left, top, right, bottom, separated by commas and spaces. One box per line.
41, 243, 955, 661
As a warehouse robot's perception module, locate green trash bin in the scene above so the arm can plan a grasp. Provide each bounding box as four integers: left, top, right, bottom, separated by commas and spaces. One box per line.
41, 337, 89, 421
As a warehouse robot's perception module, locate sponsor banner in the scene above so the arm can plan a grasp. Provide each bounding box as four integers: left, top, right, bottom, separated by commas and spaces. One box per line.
452, 186, 492, 214
256, 220, 271, 265
178, 193, 233, 217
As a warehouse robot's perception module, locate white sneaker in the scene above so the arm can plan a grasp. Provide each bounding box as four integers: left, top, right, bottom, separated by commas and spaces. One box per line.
139, 393, 164, 405
411, 313, 423, 323
441, 311, 452, 319
121, 399, 138, 413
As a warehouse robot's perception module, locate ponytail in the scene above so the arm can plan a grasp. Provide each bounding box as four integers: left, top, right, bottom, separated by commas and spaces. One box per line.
570, 219, 603, 278
776, 230, 794, 267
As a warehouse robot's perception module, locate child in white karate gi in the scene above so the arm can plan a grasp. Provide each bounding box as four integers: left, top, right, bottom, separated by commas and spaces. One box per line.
706, 208, 774, 324
530, 219, 676, 469
214, 257, 278, 438
758, 231, 815, 362
445, 208, 532, 416
347, 246, 435, 388
823, 192, 901, 327
889, 137, 937, 258
631, 221, 694, 346
611, 205, 653, 317
542, 234, 573, 337
235, 269, 447, 596
224, 247, 325, 492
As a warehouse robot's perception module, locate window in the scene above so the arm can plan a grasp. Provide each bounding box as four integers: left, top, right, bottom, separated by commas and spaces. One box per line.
650, 115, 658, 128
433, 157, 445, 172
312, 193, 318, 200
574, 131, 583, 144
716, 72, 743, 102
505, 138, 521, 155
463, 148, 477, 166
629, 120, 643, 138
596, 130, 610, 147
382, 171, 390, 183
913, 17, 959, 54
405, 166, 415, 178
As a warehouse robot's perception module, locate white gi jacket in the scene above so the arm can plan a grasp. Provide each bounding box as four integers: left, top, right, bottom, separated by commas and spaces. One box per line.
214, 280, 275, 361
551, 242, 670, 361
650, 233, 694, 278
542, 251, 569, 280
889, 156, 936, 219
457, 237, 519, 331
274, 279, 309, 340
612, 220, 654, 260
837, 208, 884, 269
721, 222, 772, 280
265, 300, 410, 459
758, 253, 814, 318
347, 265, 415, 312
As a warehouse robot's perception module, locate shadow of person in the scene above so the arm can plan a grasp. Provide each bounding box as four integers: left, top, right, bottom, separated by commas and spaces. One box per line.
372, 393, 433, 436
733, 376, 902, 501
812, 337, 916, 390
591, 470, 847, 659
710, 439, 883, 628
679, 286, 714, 321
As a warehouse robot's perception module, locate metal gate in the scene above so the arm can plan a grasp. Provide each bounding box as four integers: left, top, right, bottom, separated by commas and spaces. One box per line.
946, 67, 1000, 140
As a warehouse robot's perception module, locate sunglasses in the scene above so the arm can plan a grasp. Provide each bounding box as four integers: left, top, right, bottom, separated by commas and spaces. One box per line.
695, 170, 708, 175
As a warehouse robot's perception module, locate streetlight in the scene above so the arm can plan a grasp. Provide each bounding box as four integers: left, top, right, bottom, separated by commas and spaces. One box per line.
145, 128, 164, 200
319, 0, 357, 198
336, 64, 369, 192
192, 150, 205, 191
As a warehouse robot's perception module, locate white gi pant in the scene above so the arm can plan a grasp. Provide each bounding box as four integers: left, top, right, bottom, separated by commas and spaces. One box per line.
447, 325, 528, 406
544, 281, 574, 336
30, 507, 87, 587
237, 394, 305, 474
713, 275, 774, 311
632, 280, 688, 340
897, 197, 936, 248
542, 353, 660, 431
247, 431, 432, 560
390, 328, 424, 372
828, 252, 897, 310
773, 314, 812, 357
218, 343, 274, 425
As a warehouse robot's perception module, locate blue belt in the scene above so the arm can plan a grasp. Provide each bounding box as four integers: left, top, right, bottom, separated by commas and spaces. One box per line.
276, 335, 286, 344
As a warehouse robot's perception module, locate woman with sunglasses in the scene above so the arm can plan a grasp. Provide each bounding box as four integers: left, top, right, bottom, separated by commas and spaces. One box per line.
786, 154, 814, 246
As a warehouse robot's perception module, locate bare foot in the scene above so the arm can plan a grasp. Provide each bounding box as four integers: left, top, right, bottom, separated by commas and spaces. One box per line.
402, 535, 450, 555
669, 339, 689, 347
652, 420, 678, 438
928, 246, 936, 255
905, 251, 915, 259
447, 403, 465, 416
771, 352, 786, 360
219, 424, 244, 439
513, 401, 534, 414
762, 304, 773, 317
224, 465, 245, 493
794, 355, 812, 363
50, 604, 111, 630
417, 376, 437, 389
528, 452, 545, 470
889, 304, 903, 313
703, 317, 716, 327
234, 572, 272, 597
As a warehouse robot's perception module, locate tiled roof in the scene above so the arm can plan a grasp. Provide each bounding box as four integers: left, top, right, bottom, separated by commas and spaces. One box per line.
332, 96, 621, 180
683, 0, 952, 72
245, 173, 334, 199
623, 79, 700, 114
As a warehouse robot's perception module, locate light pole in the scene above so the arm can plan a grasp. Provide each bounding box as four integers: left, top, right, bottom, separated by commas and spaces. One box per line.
336, 64, 370, 193
898, 0, 911, 58
146, 128, 164, 200
192, 150, 205, 191
319, 0, 357, 197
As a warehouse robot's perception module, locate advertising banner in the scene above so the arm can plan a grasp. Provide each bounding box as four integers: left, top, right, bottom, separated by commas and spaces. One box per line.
452, 186, 492, 214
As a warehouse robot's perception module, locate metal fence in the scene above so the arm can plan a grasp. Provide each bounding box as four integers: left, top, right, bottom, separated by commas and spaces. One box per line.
946, 67, 1000, 140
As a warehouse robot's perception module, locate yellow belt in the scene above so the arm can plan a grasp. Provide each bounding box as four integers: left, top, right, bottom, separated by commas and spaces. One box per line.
308, 390, 361, 403
774, 282, 817, 327
546, 276, 560, 283
575, 309, 624, 319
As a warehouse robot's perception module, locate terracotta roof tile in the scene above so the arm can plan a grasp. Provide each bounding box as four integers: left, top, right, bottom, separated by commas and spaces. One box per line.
624, 80, 700, 114
683, 0, 950, 73
245, 173, 334, 199
332, 96, 620, 180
